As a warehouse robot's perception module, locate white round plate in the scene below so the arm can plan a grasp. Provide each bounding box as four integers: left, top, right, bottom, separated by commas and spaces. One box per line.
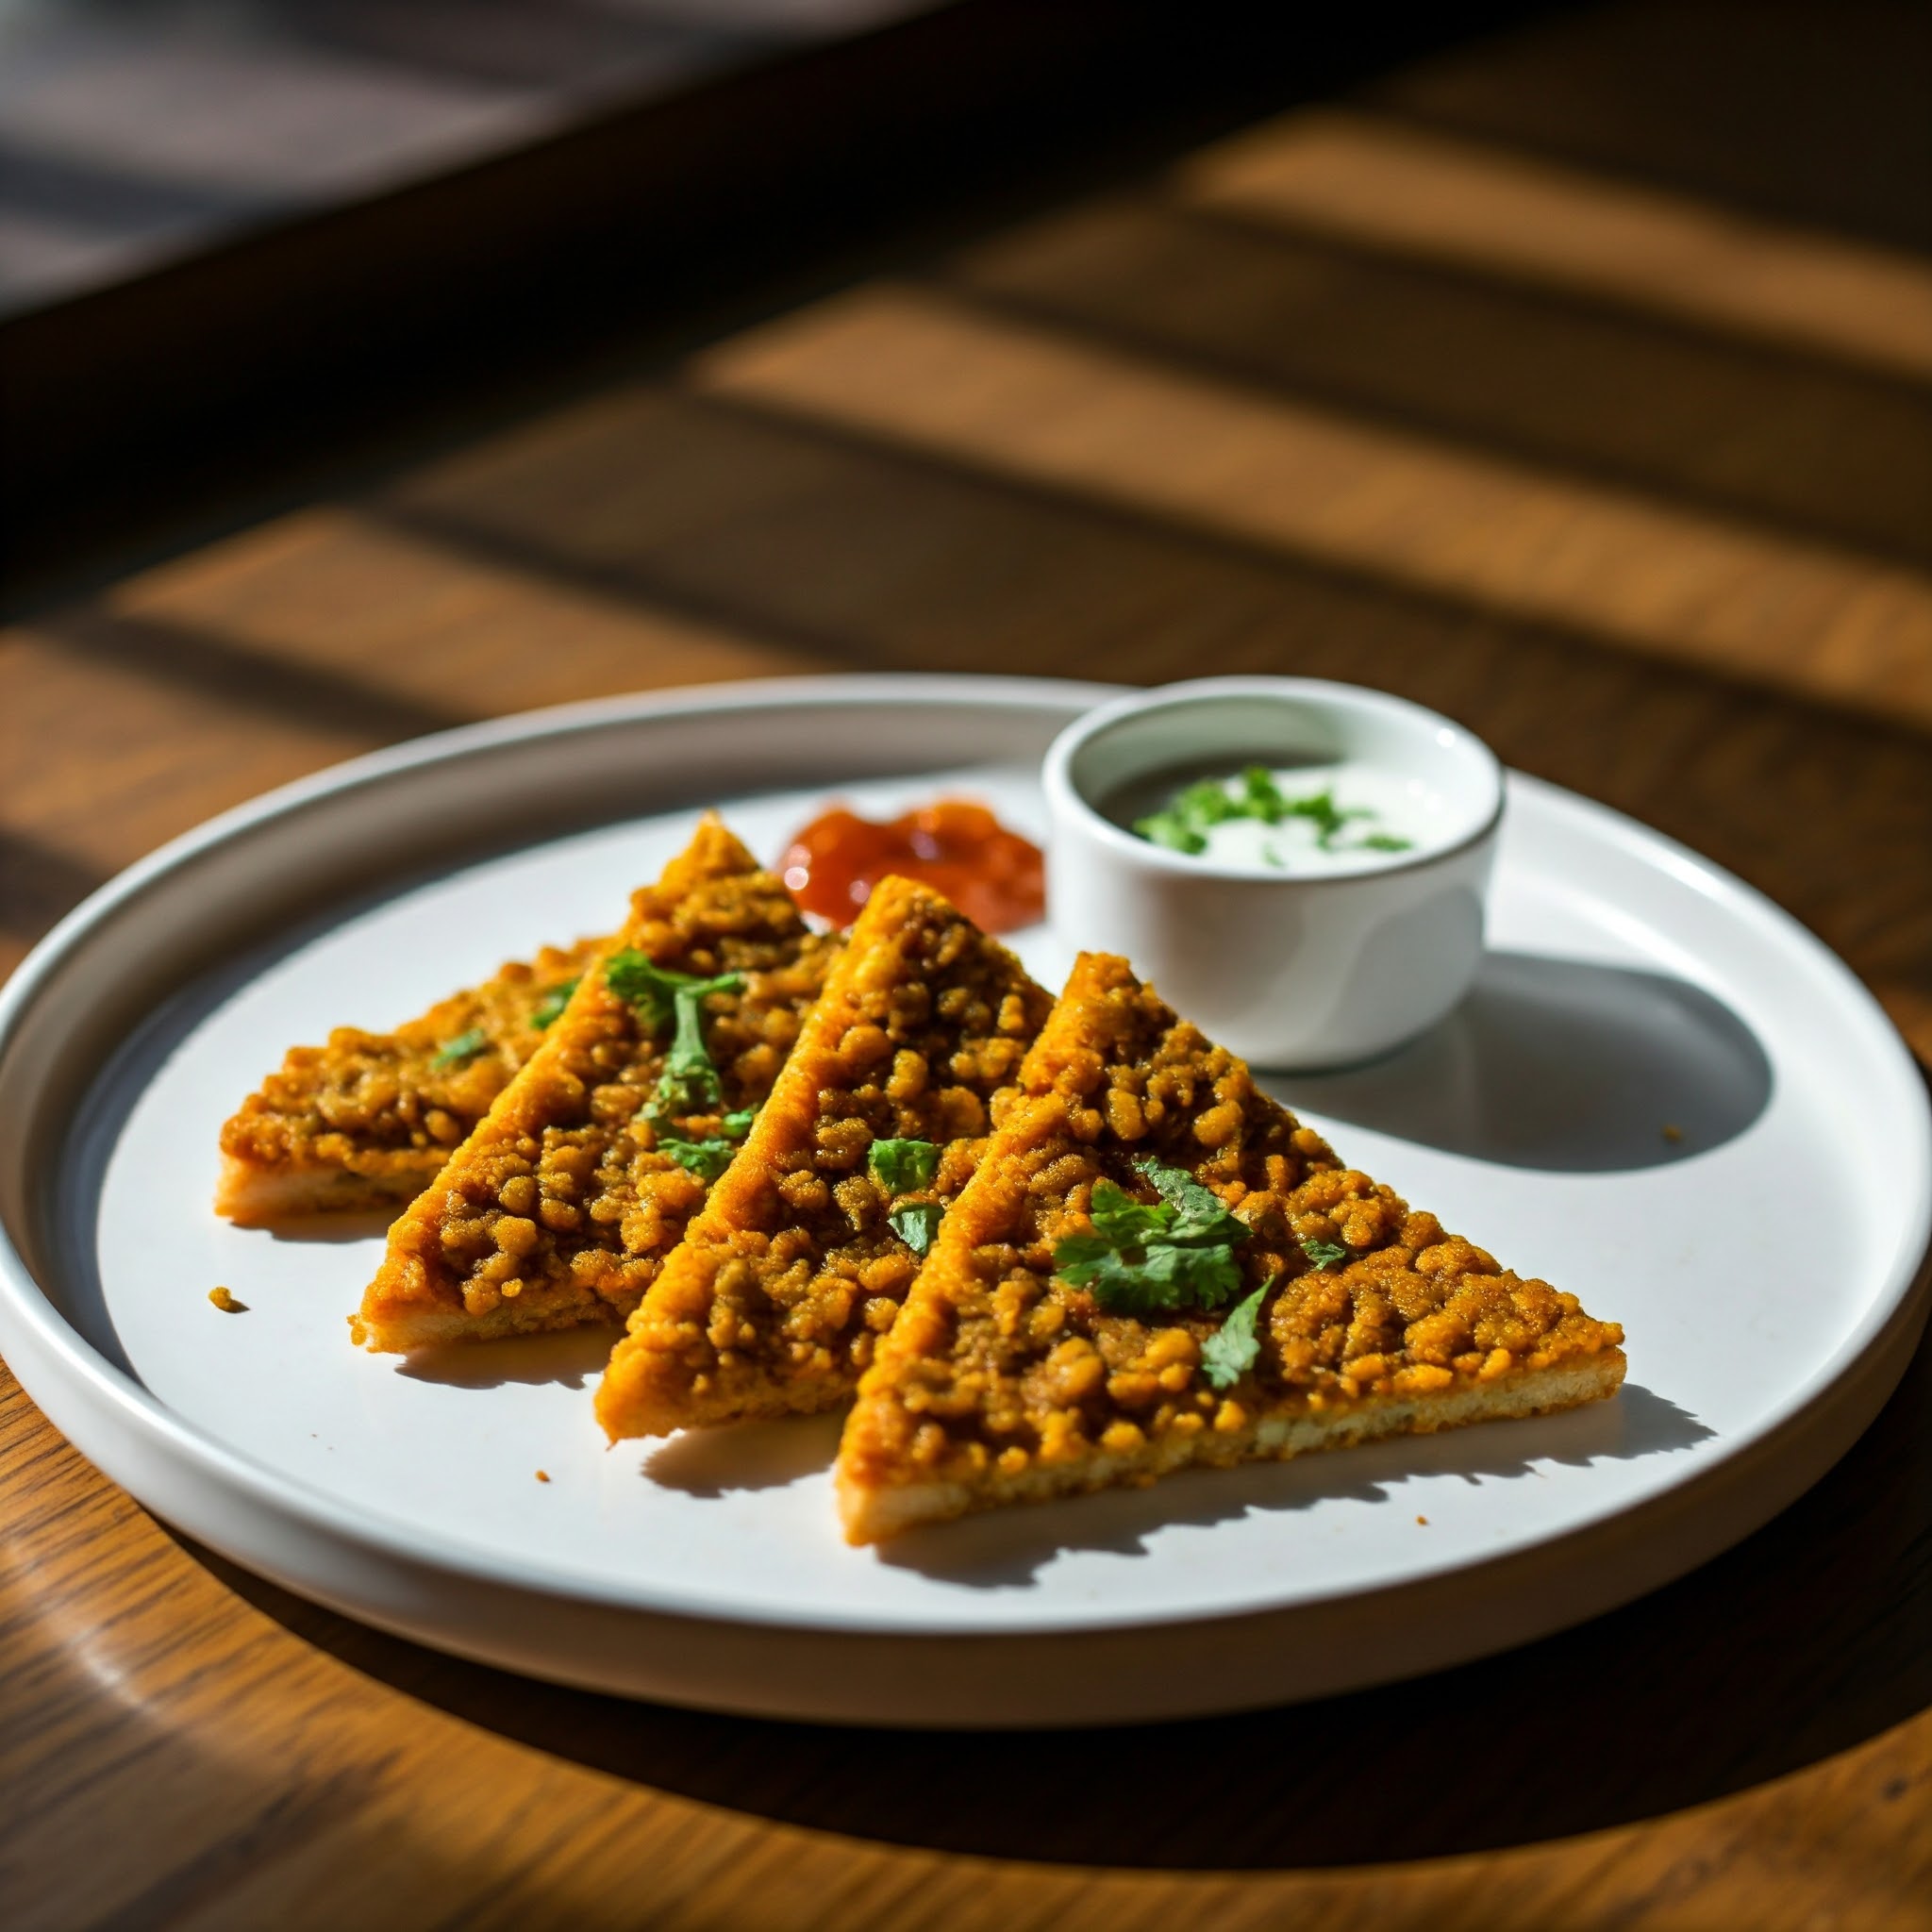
1, 676, 1926, 1726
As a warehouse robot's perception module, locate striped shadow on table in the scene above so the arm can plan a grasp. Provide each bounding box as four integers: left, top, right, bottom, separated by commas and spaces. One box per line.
689, 283, 1932, 730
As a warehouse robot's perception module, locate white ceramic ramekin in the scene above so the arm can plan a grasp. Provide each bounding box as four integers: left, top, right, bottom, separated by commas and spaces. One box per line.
1041, 677, 1504, 1070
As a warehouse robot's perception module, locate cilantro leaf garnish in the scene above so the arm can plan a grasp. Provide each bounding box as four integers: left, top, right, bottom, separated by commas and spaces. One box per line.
1136, 777, 1243, 853
605, 951, 744, 1114
1267, 786, 1374, 850
1045, 1233, 1116, 1280
652, 1107, 756, 1181
1053, 1158, 1251, 1315
655, 1137, 738, 1180
1300, 1237, 1348, 1271
430, 1026, 489, 1070
606, 952, 740, 1025
869, 1138, 941, 1192
1132, 768, 1407, 859
1200, 1279, 1272, 1389
889, 1201, 943, 1256
1177, 779, 1244, 827
1054, 1233, 1243, 1314
1086, 1186, 1170, 1247
1239, 765, 1289, 818
530, 977, 579, 1029
1136, 809, 1208, 855
1136, 1158, 1249, 1244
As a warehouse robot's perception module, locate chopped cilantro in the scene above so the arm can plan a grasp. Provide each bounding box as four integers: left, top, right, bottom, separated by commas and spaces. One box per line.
1053, 1158, 1250, 1315
1054, 1232, 1243, 1314
1136, 1158, 1249, 1243
606, 952, 739, 1025
530, 977, 579, 1029
655, 1136, 735, 1180
655, 1137, 735, 1180
1177, 779, 1244, 826
1310, 791, 1372, 849
1238, 765, 1289, 818
1200, 1280, 1272, 1389
1136, 810, 1207, 855
605, 951, 743, 1114
869, 1138, 941, 1192
1083, 1185, 1168, 1248
653, 1107, 756, 1181
1137, 776, 1243, 852
889, 1201, 943, 1256
431, 1027, 489, 1070
1133, 768, 1406, 859
1300, 1237, 1348, 1271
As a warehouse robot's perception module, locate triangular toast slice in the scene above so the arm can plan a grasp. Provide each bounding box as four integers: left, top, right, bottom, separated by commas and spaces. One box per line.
595, 876, 1054, 1438
217, 935, 608, 1225
837, 953, 1625, 1542
352, 817, 838, 1351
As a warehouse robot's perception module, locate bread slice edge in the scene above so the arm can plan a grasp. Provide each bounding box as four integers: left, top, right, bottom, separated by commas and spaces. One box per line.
838, 1350, 1626, 1544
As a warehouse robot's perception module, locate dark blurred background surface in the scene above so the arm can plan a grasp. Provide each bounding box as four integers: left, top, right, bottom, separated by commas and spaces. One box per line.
0, 0, 936, 318
1, 0, 1570, 602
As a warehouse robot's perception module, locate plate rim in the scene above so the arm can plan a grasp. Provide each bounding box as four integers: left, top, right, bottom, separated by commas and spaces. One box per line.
2, 673, 1927, 1652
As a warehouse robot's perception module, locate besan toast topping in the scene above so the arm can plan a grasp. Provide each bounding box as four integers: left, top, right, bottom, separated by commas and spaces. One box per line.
216, 935, 608, 1224
836, 953, 1625, 1541
596, 875, 1053, 1439
352, 816, 836, 1351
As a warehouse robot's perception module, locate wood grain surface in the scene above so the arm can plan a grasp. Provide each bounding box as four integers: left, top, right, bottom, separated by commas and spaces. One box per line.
4, 5, 1930, 1927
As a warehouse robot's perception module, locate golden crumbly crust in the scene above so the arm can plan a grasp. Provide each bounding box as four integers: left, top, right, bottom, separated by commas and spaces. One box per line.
837, 953, 1626, 1542
216, 936, 608, 1224
596, 876, 1053, 1440
352, 818, 837, 1352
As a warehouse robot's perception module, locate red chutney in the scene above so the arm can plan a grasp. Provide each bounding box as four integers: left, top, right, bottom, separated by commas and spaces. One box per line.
781, 800, 1045, 934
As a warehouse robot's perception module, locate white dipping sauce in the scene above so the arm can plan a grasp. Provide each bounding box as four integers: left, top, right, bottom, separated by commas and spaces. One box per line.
1137, 762, 1453, 874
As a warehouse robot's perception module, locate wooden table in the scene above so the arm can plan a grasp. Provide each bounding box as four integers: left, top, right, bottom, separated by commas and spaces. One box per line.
5, 8, 1930, 1926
